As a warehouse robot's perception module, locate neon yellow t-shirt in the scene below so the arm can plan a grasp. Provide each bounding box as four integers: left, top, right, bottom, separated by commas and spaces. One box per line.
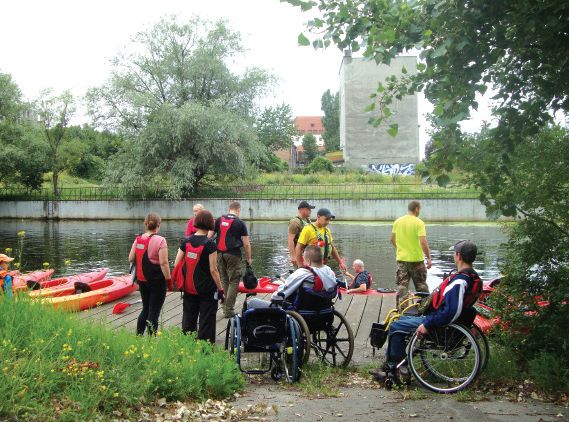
392, 214, 426, 262
297, 224, 333, 247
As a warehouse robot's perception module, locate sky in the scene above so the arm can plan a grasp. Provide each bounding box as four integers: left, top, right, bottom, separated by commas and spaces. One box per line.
0, 0, 492, 156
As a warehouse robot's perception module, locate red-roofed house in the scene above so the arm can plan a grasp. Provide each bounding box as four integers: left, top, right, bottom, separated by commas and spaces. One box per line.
293, 116, 325, 147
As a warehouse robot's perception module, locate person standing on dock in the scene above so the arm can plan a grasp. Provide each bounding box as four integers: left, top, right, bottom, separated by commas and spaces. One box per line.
295, 208, 347, 273
287, 200, 315, 267
129, 212, 171, 335
214, 201, 252, 318
390, 200, 431, 305
174, 210, 224, 343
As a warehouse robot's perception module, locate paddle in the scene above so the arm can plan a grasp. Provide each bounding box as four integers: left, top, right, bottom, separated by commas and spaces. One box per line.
112, 299, 142, 314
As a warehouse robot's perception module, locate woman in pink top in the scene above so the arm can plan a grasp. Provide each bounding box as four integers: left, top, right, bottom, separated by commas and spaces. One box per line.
129, 212, 171, 335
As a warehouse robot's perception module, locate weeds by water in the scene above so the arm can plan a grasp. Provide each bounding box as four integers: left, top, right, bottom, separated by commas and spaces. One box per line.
0, 296, 244, 420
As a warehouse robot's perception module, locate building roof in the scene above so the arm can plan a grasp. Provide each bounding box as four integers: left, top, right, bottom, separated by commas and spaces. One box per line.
295, 116, 324, 134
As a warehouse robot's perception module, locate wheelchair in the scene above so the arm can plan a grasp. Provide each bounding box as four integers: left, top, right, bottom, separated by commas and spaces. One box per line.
283, 282, 355, 368
224, 293, 304, 383
369, 294, 489, 393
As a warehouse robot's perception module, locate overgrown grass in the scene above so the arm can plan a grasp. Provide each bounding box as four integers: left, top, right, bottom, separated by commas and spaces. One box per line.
0, 296, 244, 421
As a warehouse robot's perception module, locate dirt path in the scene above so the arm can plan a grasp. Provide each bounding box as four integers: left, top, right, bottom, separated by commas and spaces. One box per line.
233, 383, 569, 422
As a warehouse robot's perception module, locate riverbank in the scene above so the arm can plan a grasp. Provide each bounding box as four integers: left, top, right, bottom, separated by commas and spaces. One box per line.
0, 198, 512, 221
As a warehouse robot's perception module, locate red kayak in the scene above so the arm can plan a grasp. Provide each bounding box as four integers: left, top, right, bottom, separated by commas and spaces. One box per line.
239, 277, 278, 294
12, 269, 55, 290
42, 275, 138, 311
27, 269, 109, 298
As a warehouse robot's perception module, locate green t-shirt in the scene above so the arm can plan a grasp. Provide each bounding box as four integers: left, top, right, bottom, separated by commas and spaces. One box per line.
392, 214, 426, 262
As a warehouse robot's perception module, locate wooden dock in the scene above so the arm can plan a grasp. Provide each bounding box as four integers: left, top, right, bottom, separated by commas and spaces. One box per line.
83, 291, 397, 365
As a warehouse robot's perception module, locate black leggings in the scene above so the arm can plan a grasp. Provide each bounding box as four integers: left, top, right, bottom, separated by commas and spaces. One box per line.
136, 279, 167, 335
182, 293, 218, 343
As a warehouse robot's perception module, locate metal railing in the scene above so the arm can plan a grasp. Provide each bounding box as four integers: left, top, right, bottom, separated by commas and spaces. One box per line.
0, 184, 480, 201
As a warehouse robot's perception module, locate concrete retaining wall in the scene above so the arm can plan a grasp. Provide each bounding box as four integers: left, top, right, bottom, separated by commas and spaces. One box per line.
0, 199, 507, 222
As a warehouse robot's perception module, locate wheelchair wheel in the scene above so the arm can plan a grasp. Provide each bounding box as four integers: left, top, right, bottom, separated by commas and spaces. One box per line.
225, 316, 241, 364
286, 310, 311, 366
311, 310, 354, 367
282, 315, 300, 382
471, 323, 489, 373
408, 323, 481, 394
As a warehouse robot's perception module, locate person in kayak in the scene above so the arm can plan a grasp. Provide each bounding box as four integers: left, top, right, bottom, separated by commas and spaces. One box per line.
272, 245, 337, 301
0, 253, 15, 298
287, 200, 315, 267
185, 203, 214, 238
128, 212, 172, 335
174, 210, 224, 343
343, 259, 371, 294
369, 240, 482, 383
294, 208, 347, 273
214, 201, 252, 318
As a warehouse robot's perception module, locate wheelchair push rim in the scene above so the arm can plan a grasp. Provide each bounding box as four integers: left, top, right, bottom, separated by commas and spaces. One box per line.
408, 323, 481, 394
286, 310, 311, 366
282, 315, 300, 383
311, 309, 354, 367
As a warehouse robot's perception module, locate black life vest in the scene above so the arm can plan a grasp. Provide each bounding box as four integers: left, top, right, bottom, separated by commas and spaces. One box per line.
217, 215, 242, 252
293, 217, 310, 246
134, 234, 164, 283
309, 223, 332, 261
349, 270, 372, 290
431, 268, 482, 311
182, 236, 215, 296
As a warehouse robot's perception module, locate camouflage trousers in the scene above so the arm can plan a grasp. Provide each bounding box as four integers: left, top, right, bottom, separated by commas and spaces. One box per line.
395, 261, 428, 306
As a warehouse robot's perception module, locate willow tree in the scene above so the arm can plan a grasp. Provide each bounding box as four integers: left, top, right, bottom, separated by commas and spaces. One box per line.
87, 17, 275, 195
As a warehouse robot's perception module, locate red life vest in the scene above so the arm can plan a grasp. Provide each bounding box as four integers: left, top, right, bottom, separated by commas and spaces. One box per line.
185, 218, 198, 237
134, 234, 163, 283
182, 241, 205, 294
217, 216, 235, 252
431, 269, 482, 311
135, 234, 152, 282
304, 266, 324, 291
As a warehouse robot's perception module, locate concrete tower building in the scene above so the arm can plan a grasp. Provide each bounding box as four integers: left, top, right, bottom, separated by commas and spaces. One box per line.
340, 54, 419, 174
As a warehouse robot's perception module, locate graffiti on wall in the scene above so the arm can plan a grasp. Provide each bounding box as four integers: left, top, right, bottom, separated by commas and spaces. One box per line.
367, 163, 416, 176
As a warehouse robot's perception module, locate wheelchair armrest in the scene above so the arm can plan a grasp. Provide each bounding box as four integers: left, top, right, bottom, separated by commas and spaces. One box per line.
414, 292, 430, 298
246, 292, 257, 298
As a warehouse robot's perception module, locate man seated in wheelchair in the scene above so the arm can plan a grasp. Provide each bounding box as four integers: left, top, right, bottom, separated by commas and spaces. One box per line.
271, 245, 338, 310
370, 240, 482, 383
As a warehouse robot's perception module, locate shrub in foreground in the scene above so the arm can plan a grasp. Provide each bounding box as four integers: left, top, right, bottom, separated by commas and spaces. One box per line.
0, 297, 244, 420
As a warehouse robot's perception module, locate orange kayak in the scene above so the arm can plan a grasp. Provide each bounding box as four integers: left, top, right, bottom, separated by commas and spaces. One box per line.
27, 269, 109, 298
43, 275, 138, 311
12, 269, 55, 290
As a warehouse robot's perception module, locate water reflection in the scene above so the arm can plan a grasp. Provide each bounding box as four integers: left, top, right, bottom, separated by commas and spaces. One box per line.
0, 220, 508, 290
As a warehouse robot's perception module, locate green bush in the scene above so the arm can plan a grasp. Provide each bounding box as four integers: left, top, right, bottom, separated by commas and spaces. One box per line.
0, 296, 244, 420
305, 156, 334, 173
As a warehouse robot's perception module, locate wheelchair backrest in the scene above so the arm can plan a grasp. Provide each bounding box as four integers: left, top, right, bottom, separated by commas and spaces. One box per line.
293, 285, 337, 311
242, 307, 287, 347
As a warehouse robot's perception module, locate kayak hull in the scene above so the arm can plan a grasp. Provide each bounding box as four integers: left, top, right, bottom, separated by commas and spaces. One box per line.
12, 270, 55, 290
43, 275, 137, 311
28, 269, 109, 298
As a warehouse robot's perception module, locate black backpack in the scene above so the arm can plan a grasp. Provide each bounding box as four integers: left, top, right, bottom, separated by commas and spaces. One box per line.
243, 264, 258, 290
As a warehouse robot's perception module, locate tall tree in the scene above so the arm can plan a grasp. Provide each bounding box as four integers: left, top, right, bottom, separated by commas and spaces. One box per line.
35, 89, 77, 196
320, 89, 340, 152
87, 17, 273, 134
256, 103, 296, 152
0, 72, 23, 121
302, 133, 318, 164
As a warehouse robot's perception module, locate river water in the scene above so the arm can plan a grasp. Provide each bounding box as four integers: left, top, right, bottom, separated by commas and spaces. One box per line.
0, 220, 507, 289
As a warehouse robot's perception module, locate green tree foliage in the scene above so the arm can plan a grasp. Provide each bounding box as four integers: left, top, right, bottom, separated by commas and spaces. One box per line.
256, 103, 296, 152
88, 17, 274, 192
320, 89, 340, 152
258, 153, 289, 172
35, 89, 79, 195
106, 102, 262, 197
305, 156, 334, 173
0, 71, 47, 189
87, 17, 273, 133
302, 133, 319, 164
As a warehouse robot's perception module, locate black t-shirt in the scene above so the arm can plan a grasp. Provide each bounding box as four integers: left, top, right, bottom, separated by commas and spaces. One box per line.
179, 235, 217, 296
214, 214, 248, 257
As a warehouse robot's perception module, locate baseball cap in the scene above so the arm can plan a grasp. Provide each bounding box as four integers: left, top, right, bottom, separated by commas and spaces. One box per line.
0, 254, 14, 262
452, 240, 477, 263
298, 200, 316, 210
317, 208, 335, 219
